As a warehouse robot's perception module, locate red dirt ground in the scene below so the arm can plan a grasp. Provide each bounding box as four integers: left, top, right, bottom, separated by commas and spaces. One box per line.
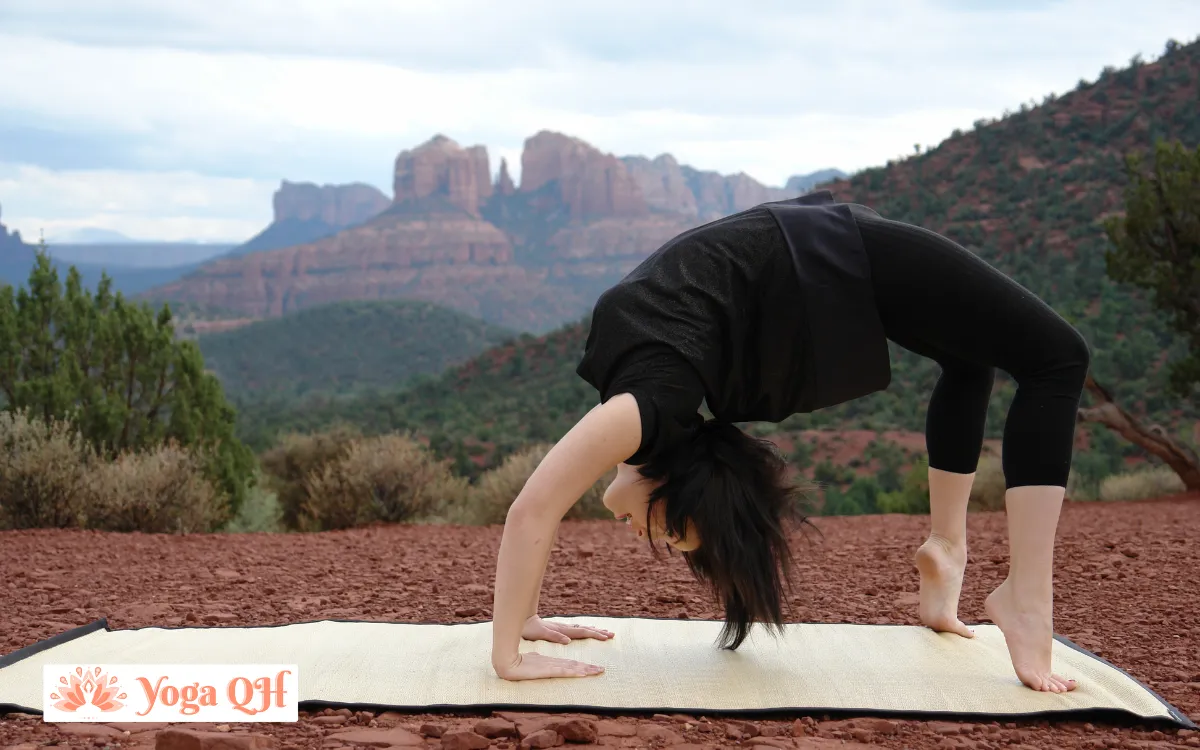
2, 495, 1198, 750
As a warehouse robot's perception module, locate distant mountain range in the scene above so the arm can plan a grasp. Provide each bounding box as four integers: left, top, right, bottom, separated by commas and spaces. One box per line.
0, 209, 216, 294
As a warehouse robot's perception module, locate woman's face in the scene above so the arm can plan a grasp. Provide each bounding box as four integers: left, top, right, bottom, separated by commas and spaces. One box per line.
602, 463, 700, 551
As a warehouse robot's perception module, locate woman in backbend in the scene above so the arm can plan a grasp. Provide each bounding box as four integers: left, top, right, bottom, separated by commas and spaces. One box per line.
488, 190, 1089, 693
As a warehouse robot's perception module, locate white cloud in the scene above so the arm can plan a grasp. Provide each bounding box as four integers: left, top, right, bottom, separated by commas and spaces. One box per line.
0, 0, 1196, 237
0, 164, 277, 242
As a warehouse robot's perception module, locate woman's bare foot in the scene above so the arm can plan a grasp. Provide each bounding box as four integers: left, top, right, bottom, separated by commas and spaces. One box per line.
984, 578, 1077, 692
914, 535, 974, 639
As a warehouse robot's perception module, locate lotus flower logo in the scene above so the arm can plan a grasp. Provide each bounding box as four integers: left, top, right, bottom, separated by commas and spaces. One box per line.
50, 667, 128, 713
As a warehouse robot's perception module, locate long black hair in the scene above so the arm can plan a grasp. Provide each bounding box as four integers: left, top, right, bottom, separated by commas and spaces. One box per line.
636, 419, 820, 650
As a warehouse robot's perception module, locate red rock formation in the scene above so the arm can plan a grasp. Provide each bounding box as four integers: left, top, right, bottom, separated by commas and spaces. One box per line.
393, 135, 493, 216
621, 155, 698, 217
496, 158, 516, 196
545, 215, 697, 261
273, 181, 389, 228
141, 131, 792, 331
148, 209, 515, 316
680, 166, 791, 220
519, 131, 648, 219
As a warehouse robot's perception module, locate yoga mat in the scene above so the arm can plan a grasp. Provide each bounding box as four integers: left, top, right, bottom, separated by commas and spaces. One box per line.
0, 616, 1193, 727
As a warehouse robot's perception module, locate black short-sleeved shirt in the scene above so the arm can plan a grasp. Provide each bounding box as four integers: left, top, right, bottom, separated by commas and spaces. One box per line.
576, 190, 892, 465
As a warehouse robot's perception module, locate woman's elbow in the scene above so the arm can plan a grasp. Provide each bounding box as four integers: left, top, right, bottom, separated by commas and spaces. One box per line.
506, 491, 561, 526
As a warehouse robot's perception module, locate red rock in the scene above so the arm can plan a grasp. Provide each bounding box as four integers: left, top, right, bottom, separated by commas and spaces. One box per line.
106, 722, 172, 733
544, 719, 597, 743
324, 726, 425, 747
154, 728, 278, 750
520, 729, 563, 748
375, 711, 407, 725
595, 720, 636, 737
455, 606, 484, 617
311, 715, 348, 725
621, 154, 699, 218
856, 718, 899, 735
928, 721, 968, 735
440, 730, 491, 750
519, 131, 647, 220
421, 723, 448, 737
474, 718, 518, 738
636, 724, 682, 744
272, 180, 389, 228
745, 738, 793, 748
793, 739, 877, 749
57, 723, 126, 738
496, 159, 516, 196
394, 135, 493, 216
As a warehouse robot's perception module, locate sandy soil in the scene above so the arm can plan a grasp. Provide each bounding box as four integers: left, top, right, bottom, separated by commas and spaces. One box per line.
2, 494, 1198, 749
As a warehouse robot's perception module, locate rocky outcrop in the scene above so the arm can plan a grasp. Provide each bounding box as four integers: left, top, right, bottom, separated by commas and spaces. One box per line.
496, 158, 516, 196
149, 208, 516, 316
393, 135, 493, 216
680, 166, 792, 219
273, 181, 390, 228
620, 154, 699, 217
519, 131, 648, 219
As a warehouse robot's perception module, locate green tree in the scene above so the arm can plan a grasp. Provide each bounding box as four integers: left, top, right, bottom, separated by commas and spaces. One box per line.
0, 244, 256, 522
1079, 138, 1200, 491
1103, 138, 1200, 399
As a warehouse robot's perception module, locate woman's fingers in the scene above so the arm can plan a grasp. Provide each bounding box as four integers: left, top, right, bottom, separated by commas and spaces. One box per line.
552, 623, 614, 639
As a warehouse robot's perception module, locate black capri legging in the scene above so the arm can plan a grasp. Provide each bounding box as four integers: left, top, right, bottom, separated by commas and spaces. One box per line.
849, 206, 1091, 489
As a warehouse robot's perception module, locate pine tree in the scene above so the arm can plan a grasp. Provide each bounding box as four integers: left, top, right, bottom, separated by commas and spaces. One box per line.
0, 242, 256, 523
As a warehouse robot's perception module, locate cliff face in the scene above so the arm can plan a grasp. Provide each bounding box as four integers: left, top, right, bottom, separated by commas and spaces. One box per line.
228, 181, 390, 257
273, 180, 390, 227
393, 135, 493, 216
140, 131, 814, 332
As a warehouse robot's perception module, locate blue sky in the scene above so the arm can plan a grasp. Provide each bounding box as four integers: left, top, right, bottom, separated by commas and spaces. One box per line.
0, 0, 1195, 242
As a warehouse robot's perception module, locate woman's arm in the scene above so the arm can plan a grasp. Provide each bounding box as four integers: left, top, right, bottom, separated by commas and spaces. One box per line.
491, 393, 642, 679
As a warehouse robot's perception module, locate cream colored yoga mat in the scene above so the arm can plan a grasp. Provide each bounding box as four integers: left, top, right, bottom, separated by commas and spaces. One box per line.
0, 616, 1193, 727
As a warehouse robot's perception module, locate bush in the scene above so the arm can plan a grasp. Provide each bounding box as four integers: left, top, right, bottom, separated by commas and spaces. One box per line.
876, 456, 931, 514
968, 455, 1007, 512
0, 408, 95, 529
80, 442, 227, 533
259, 422, 364, 530
1097, 465, 1184, 502
301, 433, 468, 531
221, 470, 286, 533
450, 442, 615, 526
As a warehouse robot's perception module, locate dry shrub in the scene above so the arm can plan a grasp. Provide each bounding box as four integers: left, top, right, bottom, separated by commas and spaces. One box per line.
301, 433, 467, 531
454, 442, 614, 526
968, 455, 1007, 512
1098, 465, 1184, 502
259, 422, 363, 531
0, 408, 94, 529
81, 441, 227, 533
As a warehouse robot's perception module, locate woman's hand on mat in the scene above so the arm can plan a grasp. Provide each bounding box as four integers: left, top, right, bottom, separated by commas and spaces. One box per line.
521, 615, 614, 644
494, 651, 605, 680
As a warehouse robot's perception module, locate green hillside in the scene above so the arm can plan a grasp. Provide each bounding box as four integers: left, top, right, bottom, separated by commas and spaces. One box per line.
233, 38, 1200, 487
199, 299, 516, 399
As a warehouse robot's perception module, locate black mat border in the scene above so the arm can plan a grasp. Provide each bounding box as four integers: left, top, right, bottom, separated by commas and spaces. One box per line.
0, 615, 1194, 730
